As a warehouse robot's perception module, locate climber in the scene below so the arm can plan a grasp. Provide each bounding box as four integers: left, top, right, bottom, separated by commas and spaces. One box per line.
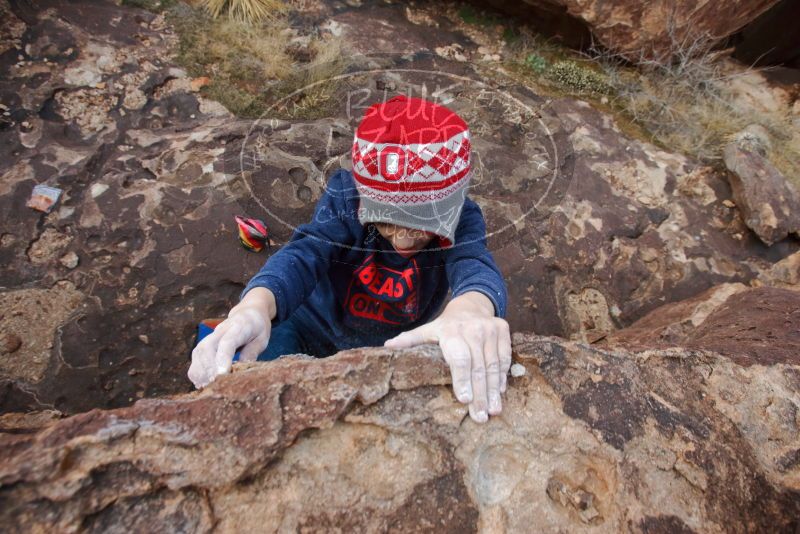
188, 95, 512, 424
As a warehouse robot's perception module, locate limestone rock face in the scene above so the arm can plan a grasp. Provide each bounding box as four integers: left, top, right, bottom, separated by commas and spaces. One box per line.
1, 0, 798, 416
1, 331, 799, 533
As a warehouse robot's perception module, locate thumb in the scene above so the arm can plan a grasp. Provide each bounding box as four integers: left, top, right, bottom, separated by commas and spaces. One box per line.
384, 323, 437, 348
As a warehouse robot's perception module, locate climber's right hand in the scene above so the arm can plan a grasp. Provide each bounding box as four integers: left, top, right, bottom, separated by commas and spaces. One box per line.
188, 288, 276, 389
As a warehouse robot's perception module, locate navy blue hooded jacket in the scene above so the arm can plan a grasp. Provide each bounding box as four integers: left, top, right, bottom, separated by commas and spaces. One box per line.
240, 168, 508, 350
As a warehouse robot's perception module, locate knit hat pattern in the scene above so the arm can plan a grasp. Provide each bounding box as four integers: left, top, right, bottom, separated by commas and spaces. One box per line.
351, 95, 472, 248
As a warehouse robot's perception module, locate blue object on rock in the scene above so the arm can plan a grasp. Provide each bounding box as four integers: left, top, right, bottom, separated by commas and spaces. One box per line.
195, 320, 241, 363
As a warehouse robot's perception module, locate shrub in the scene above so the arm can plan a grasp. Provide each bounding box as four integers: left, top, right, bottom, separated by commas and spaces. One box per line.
197, 0, 285, 24
525, 53, 548, 74
593, 25, 800, 181
545, 60, 612, 94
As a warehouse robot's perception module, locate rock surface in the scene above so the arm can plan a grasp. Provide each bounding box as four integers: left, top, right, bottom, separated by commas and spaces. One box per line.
1, 0, 798, 416
482, 0, 781, 61
605, 284, 800, 366
1, 329, 799, 533
2, 2, 798, 530
757, 250, 800, 289
723, 129, 800, 245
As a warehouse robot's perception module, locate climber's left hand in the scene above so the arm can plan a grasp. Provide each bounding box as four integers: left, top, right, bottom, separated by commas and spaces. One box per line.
383, 291, 512, 423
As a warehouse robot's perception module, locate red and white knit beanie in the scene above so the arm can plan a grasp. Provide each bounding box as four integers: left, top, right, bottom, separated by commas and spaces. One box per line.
351, 95, 472, 248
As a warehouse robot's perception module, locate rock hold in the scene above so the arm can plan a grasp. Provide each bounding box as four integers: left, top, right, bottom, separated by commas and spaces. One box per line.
1, 333, 799, 533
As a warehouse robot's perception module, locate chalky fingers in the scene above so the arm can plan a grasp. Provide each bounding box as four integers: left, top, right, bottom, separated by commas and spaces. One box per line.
440, 335, 473, 404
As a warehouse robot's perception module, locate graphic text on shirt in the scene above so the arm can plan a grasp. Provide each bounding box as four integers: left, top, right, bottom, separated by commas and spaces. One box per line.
344, 253, 421, 324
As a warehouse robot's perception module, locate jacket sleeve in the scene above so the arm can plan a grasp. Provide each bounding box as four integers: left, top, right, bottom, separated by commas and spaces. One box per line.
444, 196, 508, 318
239, 170, 356, 323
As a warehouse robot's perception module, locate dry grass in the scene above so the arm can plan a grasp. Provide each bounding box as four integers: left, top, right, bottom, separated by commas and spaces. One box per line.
167, 2, 347, 118
181, 16, 293, 79
591, 26, 800, 184
501, 21, 800, 185
266, 33, 348, 119
197, 0, 286, 23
